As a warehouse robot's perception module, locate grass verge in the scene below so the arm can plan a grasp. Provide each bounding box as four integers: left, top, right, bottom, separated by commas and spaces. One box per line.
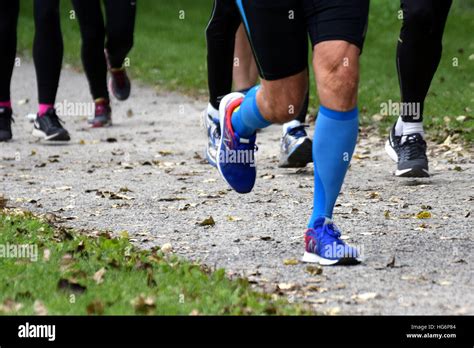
0, 209, 307, 315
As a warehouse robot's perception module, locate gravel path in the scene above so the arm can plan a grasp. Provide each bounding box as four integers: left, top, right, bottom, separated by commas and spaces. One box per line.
1, 63, 473, 315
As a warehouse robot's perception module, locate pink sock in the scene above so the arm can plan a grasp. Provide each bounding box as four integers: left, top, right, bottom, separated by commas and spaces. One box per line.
0, 101, 12, 109
38, 104, 54, 117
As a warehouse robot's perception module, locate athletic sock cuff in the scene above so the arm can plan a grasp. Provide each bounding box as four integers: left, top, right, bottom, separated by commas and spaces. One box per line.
319, 105, 358, 121
248, 86, 271, 128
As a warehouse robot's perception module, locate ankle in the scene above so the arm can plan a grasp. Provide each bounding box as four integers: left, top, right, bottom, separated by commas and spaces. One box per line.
38, 104, 54, 117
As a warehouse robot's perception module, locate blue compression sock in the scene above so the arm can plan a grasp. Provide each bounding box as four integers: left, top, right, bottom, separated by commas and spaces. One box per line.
309, 105, 359, 227
231, 86, 271, 138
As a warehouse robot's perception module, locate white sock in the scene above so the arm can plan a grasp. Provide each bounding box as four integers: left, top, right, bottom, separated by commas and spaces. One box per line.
207, 103, 219, 121
282, 120, 301, 135
402, 121, 424, 137
398, 119, 424, 145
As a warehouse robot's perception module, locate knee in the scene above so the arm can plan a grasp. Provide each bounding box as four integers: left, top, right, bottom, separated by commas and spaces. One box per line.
319, 52, 359, 108
262, 89, 307, 124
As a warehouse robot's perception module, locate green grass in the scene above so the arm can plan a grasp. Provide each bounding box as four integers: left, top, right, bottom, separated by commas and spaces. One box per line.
16, 0, 473, 142
0, 210, 307, 315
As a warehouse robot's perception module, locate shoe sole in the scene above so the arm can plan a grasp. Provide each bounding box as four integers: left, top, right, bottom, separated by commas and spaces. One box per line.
90, 120, 113, 128
216, 92, 247, 192
385, 140, 430, 178
395, 167, 430, 178
302, 251, 361, 266
385, 139, 398, 162
279, 137, 313, 168
32, 129, 70, 142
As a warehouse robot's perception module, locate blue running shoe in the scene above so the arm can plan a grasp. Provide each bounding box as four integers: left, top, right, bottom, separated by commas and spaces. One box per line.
217, 92, 257, 194
302, 217, 361, 265
202, 106, 221, 167
279, 120, 313, 168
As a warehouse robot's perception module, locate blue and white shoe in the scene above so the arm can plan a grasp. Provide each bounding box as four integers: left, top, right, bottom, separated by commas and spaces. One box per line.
217, 92, 257, 194
202, 104, 221, 167
279, 120, 313, 168
302, 217, 361, 266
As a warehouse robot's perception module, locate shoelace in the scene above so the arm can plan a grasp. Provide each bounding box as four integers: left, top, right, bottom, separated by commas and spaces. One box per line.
43, 112, 65, 129
321, 222, 342, 241
288, 125, 308, 138
400, 134, 427, 161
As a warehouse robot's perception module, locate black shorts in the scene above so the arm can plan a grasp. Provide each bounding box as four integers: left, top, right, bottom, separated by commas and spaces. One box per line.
236, 0, 370, 81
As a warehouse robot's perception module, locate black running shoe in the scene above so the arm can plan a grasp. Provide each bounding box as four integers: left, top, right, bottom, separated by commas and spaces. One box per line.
32, 108, 70, 142
0, 107, 13, 142
386, 124, 429, 177
385, 123, 401, 163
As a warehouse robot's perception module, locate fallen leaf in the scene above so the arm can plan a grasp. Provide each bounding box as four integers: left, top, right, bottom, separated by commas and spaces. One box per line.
416, 211, 432, 219
306, 265, 323, 275
33, 300, 48, 315
261, 174, 275, 180
157, 197, 186, 202
325, 307, 341, 315
367, 192, 380, 200
161, 243, 173, 254
226, 215, 242, 222
0, 299, 23, 313
439, 280, 452, 286
93, 268, 106, 285
131, 295, 156, 315
43, 249, 51, 262
189, 309, 200, 316
277, 283, 297, 291
87, 300, 105, 315
352, 292, 380, 302
372, 114, 383, 122
158, 150, 174, 156
0, 195, 7, 209
198, 216, 215, 227
283, 259, 299, 266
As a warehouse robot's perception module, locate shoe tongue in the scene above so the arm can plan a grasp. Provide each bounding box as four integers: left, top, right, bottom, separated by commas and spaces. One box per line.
323, 217, 333, 225
283, 120, 302, 135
